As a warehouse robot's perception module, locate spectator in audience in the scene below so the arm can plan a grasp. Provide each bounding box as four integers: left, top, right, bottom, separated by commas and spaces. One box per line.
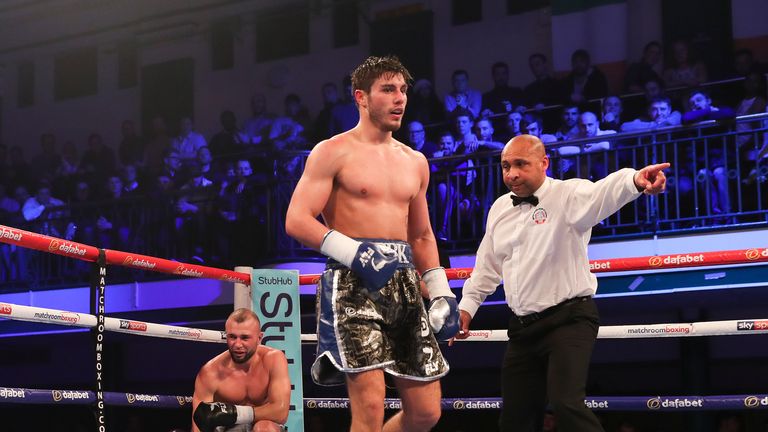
66, 180, 98, 254
663, 39, 708, 88
0, 183, 19, 282
176, 163, 216, 263
6, 146, 32, 190
553, 104, 580, 141
171, 117, 207, 164
330, 75, 360, 137
145, 173, 177, 259
0, 183, 27, 282
475, 117, 505, 150
31, 133, 63, 180
56, 140, 80, 179
79, 133, 117, 185
735, 71, 768, 151
94, 175, 133, 251
502, 111, 524, 142
120, 164, 143, 197
621, 96, 682, 131
312, 82, 340, 143
431, 131, 458, 239
145, 116, 172, 173
624, 41, 664, 92
405, 78, 445, 126
523, 53, 564, 108
622, 76, 668, 119
22, 181, 67, 235
562, 49, 608, 104
730, 48, 765, 78
195, 146, 222, 184
444, 69, 482, 118
407, 120, 439, 157
118, 119, 146, 168
243, 92, 275, 146
482, 61, 524, 116
434, 109, 485, 239
432, 130, 457, 159
576, 111, 616, 179
683, 89, 737, 222
522, 113, 557, 144
157, 148, 184, 188
682, 89, 737, 124
736, 70, 768, 118
601, 96, 624, 132
269, 93, 310, 151
210, 110, 249, 159
216, 159, 265, 263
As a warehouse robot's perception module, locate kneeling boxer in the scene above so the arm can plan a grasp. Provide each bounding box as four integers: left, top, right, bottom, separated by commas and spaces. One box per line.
192, 308, 290, 432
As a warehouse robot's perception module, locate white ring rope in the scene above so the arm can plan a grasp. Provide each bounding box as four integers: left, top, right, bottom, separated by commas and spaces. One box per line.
0, 302, 224, 343
4, 301, 767, 344
300, 319, 768, 342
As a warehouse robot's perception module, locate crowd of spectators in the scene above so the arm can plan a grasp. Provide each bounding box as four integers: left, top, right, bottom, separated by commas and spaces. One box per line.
1, 42, 768, 285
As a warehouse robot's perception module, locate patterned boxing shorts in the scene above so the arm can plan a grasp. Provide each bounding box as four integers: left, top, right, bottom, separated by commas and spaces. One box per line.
311, 239, 449, 386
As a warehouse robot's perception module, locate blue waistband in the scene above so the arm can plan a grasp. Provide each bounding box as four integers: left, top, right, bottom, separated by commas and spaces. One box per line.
325, 239, 414, 270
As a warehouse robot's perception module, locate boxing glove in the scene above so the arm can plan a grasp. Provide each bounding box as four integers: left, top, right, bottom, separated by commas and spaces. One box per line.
193, 401, 254, 432
320, 230, 399, 291
422, 267, 460, 341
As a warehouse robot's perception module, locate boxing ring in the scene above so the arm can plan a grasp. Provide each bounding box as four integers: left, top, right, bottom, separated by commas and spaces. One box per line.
1, 223, 768, 430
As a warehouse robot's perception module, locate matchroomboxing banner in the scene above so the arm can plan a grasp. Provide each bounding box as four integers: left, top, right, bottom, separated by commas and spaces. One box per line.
252, 269, 304, 432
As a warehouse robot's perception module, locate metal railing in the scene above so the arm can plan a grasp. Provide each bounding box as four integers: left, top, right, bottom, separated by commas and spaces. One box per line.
2, 113, 767, 289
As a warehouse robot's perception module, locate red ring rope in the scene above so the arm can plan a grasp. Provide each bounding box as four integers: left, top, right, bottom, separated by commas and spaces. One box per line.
1, 224, 766, 286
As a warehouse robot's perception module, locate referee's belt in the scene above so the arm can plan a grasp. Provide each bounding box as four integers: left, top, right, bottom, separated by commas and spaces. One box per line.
512, 296, 590, 326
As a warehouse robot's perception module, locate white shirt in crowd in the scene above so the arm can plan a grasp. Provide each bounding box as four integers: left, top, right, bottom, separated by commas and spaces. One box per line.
459, 168, 641, 317
171, 131, 207, 161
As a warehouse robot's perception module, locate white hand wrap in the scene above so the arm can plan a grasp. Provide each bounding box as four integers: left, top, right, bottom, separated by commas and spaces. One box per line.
422, 267, 454, 300
319, 230, 361, 268
235, 404, 254, 425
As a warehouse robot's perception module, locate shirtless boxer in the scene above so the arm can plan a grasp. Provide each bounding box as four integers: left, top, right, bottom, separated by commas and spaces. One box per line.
285, 55, 460, 431
192, 308, 290, 432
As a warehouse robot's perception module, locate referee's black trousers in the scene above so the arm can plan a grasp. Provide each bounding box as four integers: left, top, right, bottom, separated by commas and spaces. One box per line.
499, 296, 604, 432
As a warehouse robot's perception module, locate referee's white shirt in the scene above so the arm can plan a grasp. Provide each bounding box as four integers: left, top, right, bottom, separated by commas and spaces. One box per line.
459, 168, 642, 317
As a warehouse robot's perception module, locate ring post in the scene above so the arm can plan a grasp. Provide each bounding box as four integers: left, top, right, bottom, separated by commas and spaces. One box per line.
91, 249, 108, 431
233, 266, 254, 310
251, 269, 304, 431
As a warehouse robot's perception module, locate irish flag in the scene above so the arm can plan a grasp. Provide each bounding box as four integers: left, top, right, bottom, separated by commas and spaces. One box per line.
551, 0, 628, 94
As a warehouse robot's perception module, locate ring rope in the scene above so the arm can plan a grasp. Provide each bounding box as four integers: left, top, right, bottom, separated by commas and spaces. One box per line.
0, 302, 224, 343
2, 387, 767, 412
1, 224, 766, 286
3, 300, 764, 343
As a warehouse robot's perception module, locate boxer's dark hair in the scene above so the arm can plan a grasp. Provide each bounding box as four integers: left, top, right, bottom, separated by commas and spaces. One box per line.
351, 55, 413, 94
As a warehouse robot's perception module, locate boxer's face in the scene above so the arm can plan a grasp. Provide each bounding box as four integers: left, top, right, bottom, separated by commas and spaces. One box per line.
225, 318, 262, 364
357, 72, 407, 132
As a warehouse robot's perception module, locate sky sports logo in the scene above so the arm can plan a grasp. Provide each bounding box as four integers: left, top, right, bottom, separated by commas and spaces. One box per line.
0, 303, 12, 315
737, 321, 768, 331
119, 320, 148, 332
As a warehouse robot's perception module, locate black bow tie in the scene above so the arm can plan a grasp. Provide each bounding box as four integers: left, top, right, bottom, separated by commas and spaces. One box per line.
511, 194, 539, 207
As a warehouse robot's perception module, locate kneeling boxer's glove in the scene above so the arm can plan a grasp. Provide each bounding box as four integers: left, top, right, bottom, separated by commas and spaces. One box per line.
320, 230, 399, 291
193, 402, 254, 432
422, 267, 460, 341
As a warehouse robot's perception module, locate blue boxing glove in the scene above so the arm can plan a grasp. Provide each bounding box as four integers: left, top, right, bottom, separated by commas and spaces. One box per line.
193, 401, 254, 432
320, 230, 399, 291
422, 267, 460, 341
